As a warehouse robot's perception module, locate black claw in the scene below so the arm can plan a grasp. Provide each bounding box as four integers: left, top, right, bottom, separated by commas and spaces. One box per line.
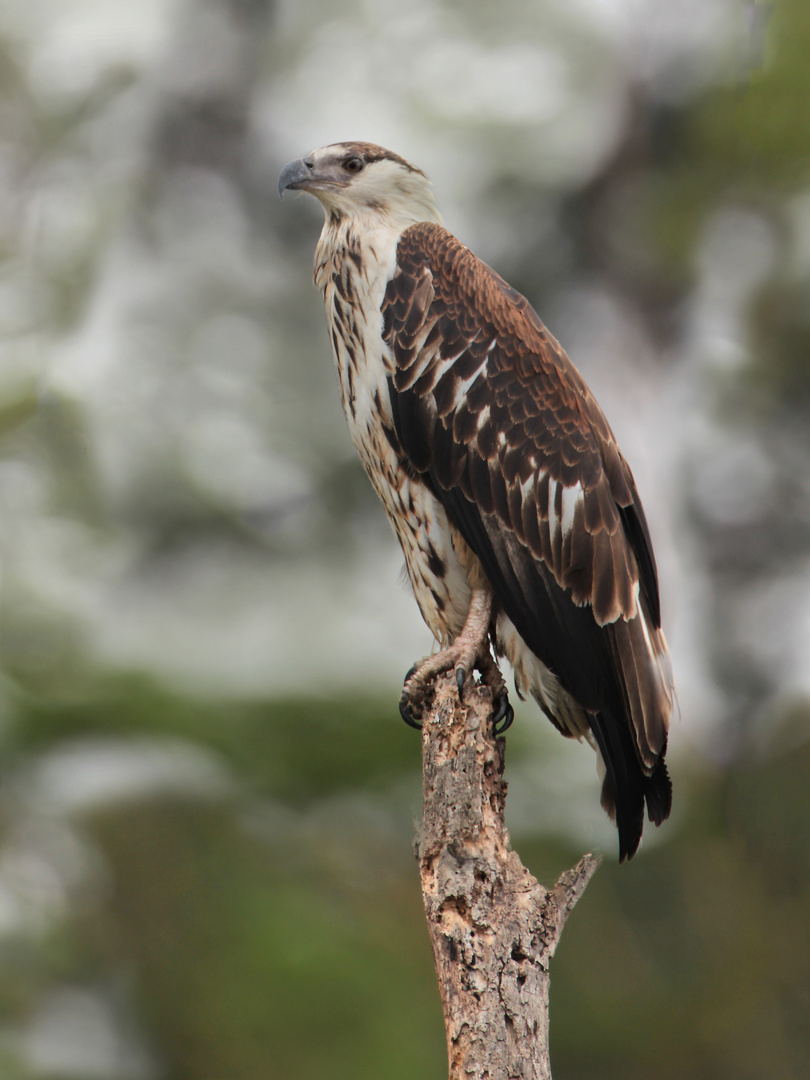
492, 695, 514, 736
455, 666, 466, 696
399, 696, 422, 731
400, 665, 423, 730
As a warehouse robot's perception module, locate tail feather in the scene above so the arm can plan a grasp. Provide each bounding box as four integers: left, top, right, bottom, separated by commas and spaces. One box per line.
589, 711, 671, 862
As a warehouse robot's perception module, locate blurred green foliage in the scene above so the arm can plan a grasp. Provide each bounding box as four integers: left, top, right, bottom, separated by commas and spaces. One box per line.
1, 0, 810, 1077
3, 678, 810, 1078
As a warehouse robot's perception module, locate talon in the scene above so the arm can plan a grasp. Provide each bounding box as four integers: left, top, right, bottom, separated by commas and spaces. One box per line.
492, 695, 514, 736
456, 666, 466, 696
399, 695, 422, 731
403, 665, 417, 687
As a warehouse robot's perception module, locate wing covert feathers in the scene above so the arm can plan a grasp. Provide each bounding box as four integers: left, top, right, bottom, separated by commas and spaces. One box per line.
383, 222, 673, 860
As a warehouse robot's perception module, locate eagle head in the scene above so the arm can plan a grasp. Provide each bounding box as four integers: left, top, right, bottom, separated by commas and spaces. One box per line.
278, 142, 441, 227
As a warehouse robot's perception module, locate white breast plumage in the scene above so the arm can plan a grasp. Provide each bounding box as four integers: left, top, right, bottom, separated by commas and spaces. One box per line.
315, 220, 472, 645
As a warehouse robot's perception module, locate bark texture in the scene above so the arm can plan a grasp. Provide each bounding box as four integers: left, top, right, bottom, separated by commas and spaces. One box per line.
417, 672, 599, 1080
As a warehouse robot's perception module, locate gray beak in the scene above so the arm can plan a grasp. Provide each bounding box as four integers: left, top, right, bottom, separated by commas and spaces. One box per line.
278, 157, 313, 199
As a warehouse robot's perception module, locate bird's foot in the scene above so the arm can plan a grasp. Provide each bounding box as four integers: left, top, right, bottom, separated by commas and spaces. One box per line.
399, 643, 513, 736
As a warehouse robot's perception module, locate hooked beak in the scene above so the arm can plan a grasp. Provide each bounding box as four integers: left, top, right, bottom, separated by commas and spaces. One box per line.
278, 157, 314, 199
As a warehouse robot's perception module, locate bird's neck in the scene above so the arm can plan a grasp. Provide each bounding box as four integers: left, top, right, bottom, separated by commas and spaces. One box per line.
313, 213, 401, 299
313, 214, 402, 448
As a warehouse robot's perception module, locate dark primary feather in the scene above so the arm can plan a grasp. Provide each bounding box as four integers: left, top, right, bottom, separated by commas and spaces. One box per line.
383, 222, 672, 860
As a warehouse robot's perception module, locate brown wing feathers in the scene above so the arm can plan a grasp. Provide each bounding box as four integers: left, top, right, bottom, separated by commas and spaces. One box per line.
383, 222, 672, 859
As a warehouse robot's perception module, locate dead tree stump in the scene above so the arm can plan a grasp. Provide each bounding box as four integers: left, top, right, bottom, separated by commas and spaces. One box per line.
416, 671, 599, 1079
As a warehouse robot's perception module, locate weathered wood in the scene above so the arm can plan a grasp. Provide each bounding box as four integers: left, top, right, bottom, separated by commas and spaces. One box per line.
416, 672, 599, 1079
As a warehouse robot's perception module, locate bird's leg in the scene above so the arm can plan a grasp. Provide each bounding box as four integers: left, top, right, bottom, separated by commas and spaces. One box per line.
399, 588, 513, 733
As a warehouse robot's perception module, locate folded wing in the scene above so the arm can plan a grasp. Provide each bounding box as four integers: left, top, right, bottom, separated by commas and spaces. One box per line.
383, 222, 673, 859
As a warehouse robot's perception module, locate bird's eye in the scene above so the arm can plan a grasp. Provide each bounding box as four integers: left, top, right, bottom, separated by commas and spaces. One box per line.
343, 156, 364, 174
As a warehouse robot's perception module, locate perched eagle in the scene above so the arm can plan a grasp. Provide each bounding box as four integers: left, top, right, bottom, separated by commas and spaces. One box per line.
279, 141, 674, 860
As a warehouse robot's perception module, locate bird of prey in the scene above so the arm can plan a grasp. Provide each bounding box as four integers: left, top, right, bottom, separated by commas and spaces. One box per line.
279, 142, 674, 860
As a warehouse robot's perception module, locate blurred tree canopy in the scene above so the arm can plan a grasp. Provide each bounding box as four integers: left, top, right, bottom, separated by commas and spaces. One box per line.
1, 0, 809, 1077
